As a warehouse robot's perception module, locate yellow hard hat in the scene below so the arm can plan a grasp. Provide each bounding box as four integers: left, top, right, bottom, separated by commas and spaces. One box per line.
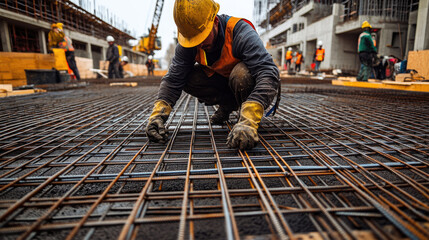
56, 23, 63, 30
173, 0, 220, 48
362, 21, 372, 29
51, 23, 57, 29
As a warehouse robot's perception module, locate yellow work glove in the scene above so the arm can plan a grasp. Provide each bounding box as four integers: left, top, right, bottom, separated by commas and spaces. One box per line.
145, 100, 172, 143
226, 101, 263, 150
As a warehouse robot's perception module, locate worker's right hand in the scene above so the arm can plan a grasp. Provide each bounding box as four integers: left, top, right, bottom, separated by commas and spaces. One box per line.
226, 101, 264, 151
145, 100, 172, 143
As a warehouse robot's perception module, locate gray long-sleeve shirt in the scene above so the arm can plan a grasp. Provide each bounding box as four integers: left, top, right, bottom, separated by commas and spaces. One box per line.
106, 44, 119, 63
158, 14, 280, 109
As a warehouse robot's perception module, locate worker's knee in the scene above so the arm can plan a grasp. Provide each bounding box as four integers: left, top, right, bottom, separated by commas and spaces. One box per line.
229, 62, 255, 94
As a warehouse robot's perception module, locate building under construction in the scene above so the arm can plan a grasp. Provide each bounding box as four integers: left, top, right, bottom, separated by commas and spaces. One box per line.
0, 0, 429, 239
0, 0, 150, 84
254, 0, 429, 72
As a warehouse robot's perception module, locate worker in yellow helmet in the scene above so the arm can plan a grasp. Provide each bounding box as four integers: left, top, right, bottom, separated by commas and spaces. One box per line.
145, 0, 280, 150
357, 21, 377, 82
47, 23, 65, 52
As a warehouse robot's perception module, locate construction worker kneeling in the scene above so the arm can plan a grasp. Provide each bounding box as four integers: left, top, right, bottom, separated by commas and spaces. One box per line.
145, 0, 280, 151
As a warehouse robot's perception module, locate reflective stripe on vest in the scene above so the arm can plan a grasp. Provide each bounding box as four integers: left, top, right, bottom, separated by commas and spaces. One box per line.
315, 48, 324, 61
286, 51, 292, 60
357, 32, 371, 51
195, 17, 255, 78
296, 54, 302, 64
58, 36, 74, 51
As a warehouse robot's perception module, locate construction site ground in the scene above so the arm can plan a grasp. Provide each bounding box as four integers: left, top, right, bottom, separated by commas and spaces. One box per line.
0, 80, 428, 239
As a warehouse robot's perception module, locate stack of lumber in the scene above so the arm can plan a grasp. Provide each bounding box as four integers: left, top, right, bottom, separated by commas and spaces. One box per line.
0, 52, 55, 87
76, 57, 97, 79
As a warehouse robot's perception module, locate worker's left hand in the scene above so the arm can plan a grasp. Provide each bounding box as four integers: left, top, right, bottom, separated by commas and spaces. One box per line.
226, 101, 264, 151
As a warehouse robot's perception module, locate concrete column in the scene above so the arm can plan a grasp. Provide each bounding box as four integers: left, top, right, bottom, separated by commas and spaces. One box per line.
414, 0, 429, 50
38, 30, 47, 54
0, 21, 12, 52
281, 46, 285, 70
102, 47, 106, 60
87, 42, 92, 59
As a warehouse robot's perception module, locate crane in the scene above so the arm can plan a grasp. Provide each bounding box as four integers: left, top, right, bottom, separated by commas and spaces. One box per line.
133, 0, 164, 55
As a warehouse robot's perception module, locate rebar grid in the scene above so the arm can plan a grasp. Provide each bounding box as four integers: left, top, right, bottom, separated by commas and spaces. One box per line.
0, 85, 428, 240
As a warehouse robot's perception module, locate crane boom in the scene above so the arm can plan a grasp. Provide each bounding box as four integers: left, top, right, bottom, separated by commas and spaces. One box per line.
133, 0, 164, 55
148, 0, 164, 52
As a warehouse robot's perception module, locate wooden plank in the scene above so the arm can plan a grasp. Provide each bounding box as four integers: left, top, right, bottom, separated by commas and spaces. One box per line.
394, 73, 412, 82
0, 84, 13, 92
76, 57, 96, 79
408, 50, 429, 79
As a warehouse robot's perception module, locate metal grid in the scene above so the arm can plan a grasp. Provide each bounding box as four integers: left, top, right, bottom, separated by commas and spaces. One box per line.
0, 85, 428, 239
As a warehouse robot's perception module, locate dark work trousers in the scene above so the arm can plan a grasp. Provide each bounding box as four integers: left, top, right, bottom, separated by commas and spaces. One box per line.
184, 62, 255, 110
108, 60, 120, 79
65, 51, 81, 80
295, 63, 301, 72
357, 52, 373, 82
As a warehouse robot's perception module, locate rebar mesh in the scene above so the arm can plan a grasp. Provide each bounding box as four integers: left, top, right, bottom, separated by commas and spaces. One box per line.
0, 85, 428, 239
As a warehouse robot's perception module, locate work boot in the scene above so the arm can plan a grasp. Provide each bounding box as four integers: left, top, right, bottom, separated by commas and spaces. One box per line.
210, 105, 236, 125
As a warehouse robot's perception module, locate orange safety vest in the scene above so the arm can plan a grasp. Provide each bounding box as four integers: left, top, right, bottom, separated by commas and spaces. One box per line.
315, 48, 324, 61
58, 36, 75, 52
286, 50, 292, 60
295, 53, 302, 65
195, 17, 255, 77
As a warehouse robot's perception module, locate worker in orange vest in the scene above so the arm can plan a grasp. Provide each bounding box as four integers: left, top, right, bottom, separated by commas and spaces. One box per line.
295, 50, 304, 73
285, 47, 293, 70
313, 41, 325, 72
56, 23, 81, 81
145, 0, 280, 150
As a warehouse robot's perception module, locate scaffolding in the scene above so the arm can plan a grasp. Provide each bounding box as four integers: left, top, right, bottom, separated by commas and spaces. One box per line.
0, 0, 135, 46
341, 0, 418, 22
260, 0, 418, 29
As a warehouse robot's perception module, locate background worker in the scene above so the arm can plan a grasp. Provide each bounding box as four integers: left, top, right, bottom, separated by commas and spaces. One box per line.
56, 23, 81, 81
145, 56, 155, 76
106, 35, 120, 79
118, 56, 129, 78
295, 50, 304, 73
285, 47, 293, 70
313, 41, 325, 73
47, 23, 64, 52
145, 0, 280, 151
357, 21, 377, 82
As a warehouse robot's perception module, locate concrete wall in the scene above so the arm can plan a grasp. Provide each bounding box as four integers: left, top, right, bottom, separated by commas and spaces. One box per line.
414, 0, 429, 50
264, 1, 416, 72
406, 11, 418, 54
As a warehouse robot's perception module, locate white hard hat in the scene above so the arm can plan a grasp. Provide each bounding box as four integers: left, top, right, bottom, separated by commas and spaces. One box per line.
106, 36, 115, 42
148, 55, 153, 60
288, 47, 292, 51
122, 56, 129, 62
317, 40, 323, 46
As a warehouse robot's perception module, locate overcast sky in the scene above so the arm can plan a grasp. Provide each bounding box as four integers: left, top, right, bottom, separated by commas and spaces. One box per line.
101, 0, 255, 59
